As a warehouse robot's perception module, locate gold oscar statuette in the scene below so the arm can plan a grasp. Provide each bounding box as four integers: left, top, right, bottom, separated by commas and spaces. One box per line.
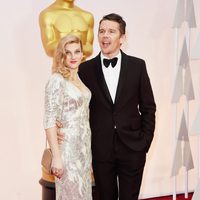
39, 0, 94, 61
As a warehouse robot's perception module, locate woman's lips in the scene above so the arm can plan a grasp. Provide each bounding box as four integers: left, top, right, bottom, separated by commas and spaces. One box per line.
70, 61, 77, 64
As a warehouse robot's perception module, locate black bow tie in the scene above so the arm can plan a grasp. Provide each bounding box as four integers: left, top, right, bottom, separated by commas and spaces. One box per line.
103, 57, 118, 68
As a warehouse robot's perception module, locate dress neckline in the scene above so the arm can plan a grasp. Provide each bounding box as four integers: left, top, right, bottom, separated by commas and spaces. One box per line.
67, 78, 88, 96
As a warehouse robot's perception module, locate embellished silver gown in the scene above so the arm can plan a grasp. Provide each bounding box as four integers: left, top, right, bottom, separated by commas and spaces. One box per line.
43, 73, 92, 200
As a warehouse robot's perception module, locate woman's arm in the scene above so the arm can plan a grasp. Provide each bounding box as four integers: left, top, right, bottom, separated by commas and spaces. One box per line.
43, 74, 64, 178
45, 127, 64, 178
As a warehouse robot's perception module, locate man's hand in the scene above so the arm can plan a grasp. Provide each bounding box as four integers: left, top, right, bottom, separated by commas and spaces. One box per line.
56, 120, 64, 144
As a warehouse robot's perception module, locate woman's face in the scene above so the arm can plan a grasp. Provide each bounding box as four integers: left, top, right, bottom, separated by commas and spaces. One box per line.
64, 42, 83, 70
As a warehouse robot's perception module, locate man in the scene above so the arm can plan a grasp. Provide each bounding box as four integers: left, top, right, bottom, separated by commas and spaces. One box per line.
59, 13, 156, 200
39, 0, 94, 60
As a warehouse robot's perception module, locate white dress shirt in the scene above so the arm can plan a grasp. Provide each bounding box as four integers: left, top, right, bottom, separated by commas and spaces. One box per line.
101, 52, 121, 103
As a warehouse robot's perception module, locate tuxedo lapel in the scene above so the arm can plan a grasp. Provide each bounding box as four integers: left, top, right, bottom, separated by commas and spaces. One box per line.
94, 54, 113, 105
114, 51, 128, 105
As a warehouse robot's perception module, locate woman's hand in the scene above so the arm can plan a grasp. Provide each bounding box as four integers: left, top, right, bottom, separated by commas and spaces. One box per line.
51, 157, 64, 179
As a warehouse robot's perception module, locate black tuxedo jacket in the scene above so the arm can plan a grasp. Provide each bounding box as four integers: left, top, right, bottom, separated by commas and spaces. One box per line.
79, 50, 156, 161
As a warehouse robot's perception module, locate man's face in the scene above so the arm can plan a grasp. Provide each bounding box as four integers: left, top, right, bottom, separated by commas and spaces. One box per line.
98, 20, 125, 58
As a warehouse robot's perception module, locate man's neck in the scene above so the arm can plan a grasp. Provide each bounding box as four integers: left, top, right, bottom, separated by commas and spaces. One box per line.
101, 49, 121, 59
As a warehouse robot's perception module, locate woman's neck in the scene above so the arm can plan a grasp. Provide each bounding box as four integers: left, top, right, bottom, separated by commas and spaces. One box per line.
68, 69, 78, 81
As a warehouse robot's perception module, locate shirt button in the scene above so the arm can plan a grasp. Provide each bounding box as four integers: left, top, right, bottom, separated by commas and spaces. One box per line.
114, 125, 117, 129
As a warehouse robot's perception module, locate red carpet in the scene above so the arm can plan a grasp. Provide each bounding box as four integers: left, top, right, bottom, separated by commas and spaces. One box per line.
92, 188, 193, 200
142, 193, 193, 200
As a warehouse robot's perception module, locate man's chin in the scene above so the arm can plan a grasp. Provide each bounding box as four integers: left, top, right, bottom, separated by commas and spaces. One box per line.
101, 49, 111, 56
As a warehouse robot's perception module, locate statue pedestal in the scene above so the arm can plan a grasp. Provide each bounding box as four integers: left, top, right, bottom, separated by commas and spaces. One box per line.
39, 168, 55, 200
39, 178, 55, 200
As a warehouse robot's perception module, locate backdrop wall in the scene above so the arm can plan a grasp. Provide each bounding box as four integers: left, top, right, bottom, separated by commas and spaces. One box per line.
0, 0, 200, 199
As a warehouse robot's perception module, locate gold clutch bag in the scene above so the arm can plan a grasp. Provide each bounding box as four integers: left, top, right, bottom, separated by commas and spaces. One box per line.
41, 148, 52, 174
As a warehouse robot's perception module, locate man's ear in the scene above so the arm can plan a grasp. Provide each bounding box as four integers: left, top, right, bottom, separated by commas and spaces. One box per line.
120, 34, 126, 45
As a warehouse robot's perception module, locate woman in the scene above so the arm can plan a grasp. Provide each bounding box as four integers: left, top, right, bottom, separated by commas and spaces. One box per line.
43, 34, 92, 200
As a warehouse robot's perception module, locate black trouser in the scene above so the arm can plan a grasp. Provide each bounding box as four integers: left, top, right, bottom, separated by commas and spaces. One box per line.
92, 133, 146, 200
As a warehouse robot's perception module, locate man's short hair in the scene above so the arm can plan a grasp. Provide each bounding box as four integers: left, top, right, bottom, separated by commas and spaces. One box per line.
99, 13, 126, 35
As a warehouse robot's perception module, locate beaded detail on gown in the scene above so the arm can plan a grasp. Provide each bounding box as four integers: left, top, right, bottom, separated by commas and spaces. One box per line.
43, 73, 92, 200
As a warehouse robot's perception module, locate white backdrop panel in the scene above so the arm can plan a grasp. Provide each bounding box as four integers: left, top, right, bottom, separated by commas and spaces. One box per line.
0, 0, 199, 199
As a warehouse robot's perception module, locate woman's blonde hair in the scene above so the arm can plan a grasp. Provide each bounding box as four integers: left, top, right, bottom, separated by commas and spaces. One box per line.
52, 34, 83, 78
